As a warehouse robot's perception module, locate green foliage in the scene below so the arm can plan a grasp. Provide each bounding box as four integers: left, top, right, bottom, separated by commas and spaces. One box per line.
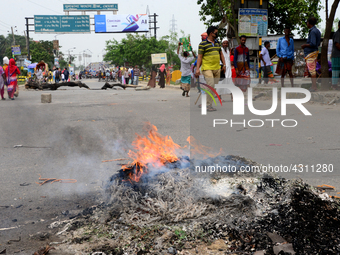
30, 40, 54, 67
104, 33, 181, 71
268, 0, 322, 36
197, 0, 236, 40
197, 0, 322, 38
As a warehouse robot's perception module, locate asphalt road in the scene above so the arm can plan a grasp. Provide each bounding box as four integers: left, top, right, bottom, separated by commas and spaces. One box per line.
0, 79, 339, 253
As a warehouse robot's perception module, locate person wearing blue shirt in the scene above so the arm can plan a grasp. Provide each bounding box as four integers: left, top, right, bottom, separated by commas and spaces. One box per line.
276, 27, 295, 87
301, 17, 321, 92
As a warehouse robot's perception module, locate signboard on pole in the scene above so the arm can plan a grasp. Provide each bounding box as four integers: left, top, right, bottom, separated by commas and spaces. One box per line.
238, 9, 268, 37
53, 40, 59, 50
94, 14, 148, 33
11, 45, 21, 55
24, 59, 31, 70
151, 53, 167, 64
34, 15, 90, 33
54, 58, 59, 66
63, 4, 118, 11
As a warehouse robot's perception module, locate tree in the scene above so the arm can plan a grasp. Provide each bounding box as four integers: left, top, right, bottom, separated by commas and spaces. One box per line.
268, 0, 321, 36
0, 34, 28, 64
104, 34, 181, 71
30, 40, 54, 67
320, 0, 340, 90
197, 0, 322, 42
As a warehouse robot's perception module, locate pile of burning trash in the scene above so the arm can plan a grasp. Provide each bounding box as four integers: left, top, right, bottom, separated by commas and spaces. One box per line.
52, 124, 340, 254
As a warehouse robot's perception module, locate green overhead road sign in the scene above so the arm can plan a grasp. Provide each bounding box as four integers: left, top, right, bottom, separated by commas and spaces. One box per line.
34, 15, 90, 33
63, 4, 118, 11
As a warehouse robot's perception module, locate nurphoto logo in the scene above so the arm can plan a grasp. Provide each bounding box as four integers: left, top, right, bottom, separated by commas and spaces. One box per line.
200, 81, 312, 128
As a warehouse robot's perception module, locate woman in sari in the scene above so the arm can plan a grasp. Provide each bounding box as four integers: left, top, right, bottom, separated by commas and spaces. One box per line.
158, 64, 166, 88
5, 58, 20, 100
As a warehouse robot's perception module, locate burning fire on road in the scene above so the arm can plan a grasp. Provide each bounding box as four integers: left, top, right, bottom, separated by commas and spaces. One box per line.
50, 124, 340, 255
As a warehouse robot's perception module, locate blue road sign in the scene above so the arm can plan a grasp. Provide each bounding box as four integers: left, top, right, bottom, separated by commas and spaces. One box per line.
34, 15, 90, 33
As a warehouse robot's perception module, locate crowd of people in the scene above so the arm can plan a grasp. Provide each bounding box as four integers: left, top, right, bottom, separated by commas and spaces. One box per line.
3, 17, 339, 102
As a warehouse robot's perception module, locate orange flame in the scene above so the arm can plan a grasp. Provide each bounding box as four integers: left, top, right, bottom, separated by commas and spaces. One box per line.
122, 124, 223, 182
122, 124, 181, 182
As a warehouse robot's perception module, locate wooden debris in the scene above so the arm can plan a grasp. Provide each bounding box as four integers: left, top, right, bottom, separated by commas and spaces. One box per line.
25, 81, 89, 90
101, 82, 140, 90
36, 174, 77, 186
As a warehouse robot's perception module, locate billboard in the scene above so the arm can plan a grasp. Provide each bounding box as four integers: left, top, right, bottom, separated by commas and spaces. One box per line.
34, 15, 90, 34
94, 14, 148, 33
151, 53, 167, 64
238, 8, 268, 37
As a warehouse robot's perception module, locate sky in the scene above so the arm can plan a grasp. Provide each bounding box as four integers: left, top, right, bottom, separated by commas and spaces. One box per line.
0, 0, 206, 65
0, 0, 338, 66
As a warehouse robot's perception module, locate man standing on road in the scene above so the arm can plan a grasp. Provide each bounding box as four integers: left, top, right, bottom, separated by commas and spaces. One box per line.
195, 26, 226, 111
260, 41, 272, 84
234, 35, 251, 93
133, 65, 140, 85
332, 20, 340, 90
64, 67, 69, 82
178, 42, 196, 97
301, 17, 321, 92
276, 27, 295, 87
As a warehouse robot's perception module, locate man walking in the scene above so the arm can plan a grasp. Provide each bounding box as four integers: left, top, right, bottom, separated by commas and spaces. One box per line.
260, 41, 272, 84
276, 27, 295, 87
133, 65, 140, 85
195, 26, 226, 111
301, 17, 321, 92
234, 35, 251, 92
332, 20, 340, 90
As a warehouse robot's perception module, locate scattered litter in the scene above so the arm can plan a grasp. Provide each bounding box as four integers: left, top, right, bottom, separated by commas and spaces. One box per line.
0, 226, 21, 231
7, 236, 21, 244
19, 182, 30, 186
0, 249, 6, 254
102, 158, 128, 163
316, 184, 335, 190
56, 223, 72, 235
48, 219, 74, 229
36, 174, 77, 186
16, 205, 23, 209
0, 206, 9, 208
33, 245, 55, 255
13, 145, 50, 149
91, 253, 107, 255
41, 196, 46, 198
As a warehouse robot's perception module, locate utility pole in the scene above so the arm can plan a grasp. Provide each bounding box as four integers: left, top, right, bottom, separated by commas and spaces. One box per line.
25, 17, 34, 60
11, 27, 16, 45
148, 13, 159, 39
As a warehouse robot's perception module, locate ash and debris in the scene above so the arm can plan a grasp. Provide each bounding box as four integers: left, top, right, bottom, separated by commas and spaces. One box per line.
49, 156, 340, 254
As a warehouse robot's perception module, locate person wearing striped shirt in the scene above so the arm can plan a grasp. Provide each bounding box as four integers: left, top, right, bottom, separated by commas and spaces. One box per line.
195, 26, 226, 111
